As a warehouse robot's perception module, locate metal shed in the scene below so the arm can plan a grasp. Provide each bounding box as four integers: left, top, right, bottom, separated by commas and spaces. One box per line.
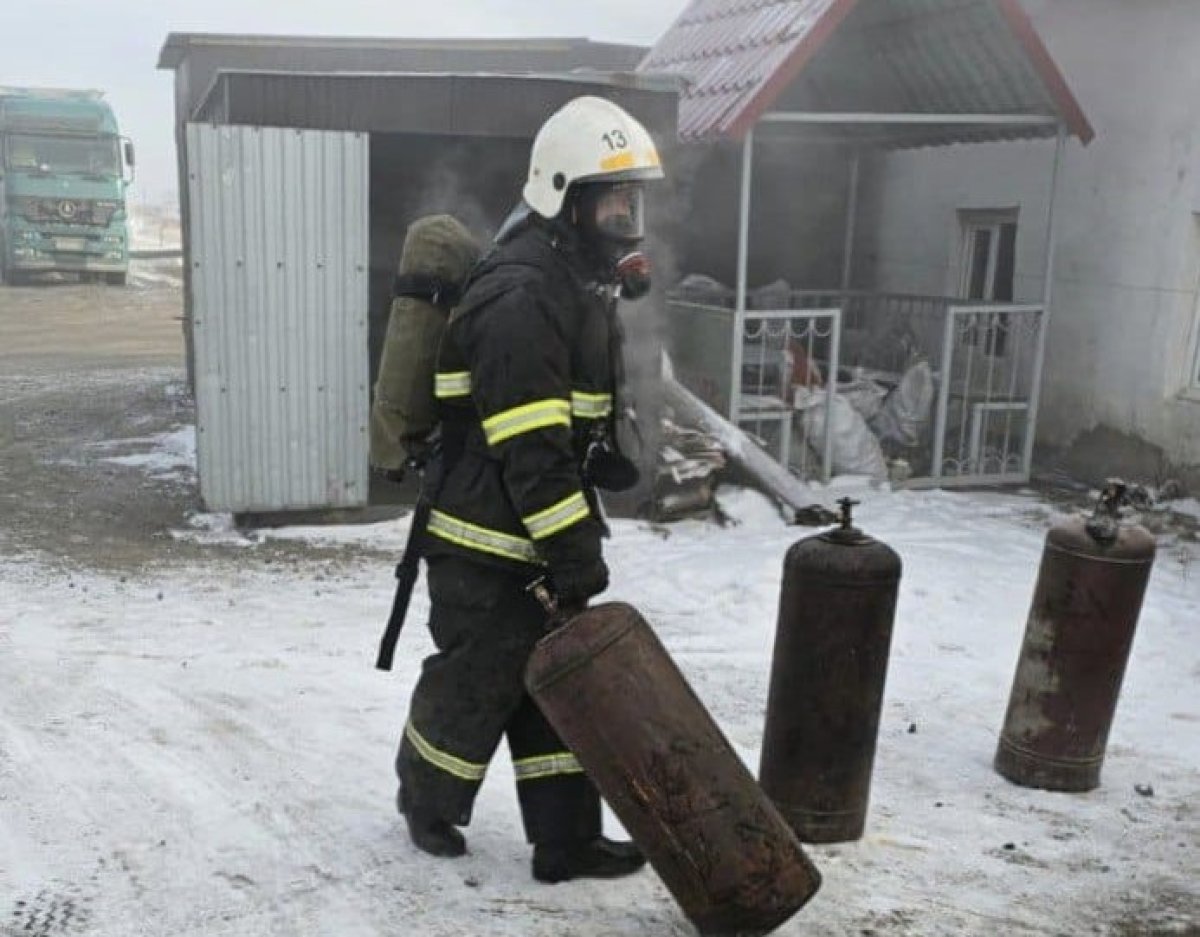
158, 34, 650, 353
159, 38, 678, 517
640, 0, 1093, 487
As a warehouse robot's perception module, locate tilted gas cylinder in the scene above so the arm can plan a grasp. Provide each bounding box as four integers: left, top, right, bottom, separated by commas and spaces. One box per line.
758, 498, 902, 844
995, 482, 1157, 792
525, 598, 821, 937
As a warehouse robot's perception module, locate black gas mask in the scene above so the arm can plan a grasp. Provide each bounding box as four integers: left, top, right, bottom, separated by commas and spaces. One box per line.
574, 182, 653, 301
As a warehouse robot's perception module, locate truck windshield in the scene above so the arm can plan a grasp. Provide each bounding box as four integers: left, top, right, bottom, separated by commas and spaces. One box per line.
4, 133, 119, 176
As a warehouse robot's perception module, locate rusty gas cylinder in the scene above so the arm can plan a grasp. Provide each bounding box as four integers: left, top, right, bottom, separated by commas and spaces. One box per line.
526, 601, 821, 937
758, 498, 902, 844
995, 483, 1157, 792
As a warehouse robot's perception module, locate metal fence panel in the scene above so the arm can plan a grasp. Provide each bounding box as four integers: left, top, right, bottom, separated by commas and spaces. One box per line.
186, 123, 369, 512
934, 304, 1044, 482
668, 288, 1046, 488
666, 295, 839, 481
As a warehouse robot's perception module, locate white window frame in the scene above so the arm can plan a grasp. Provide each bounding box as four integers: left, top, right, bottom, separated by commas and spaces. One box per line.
954, 209, 1019, 358
955, 209, 1019, 302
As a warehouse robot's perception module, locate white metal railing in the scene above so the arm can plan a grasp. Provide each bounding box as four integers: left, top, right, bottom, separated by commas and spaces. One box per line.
739, 308, 842, 482
928, 304, 1044, 485
666, 298, 840, 481
666, 289, 1045, 487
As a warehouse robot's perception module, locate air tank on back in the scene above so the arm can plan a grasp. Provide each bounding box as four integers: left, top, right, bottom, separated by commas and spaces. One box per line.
758, 498, 902, 844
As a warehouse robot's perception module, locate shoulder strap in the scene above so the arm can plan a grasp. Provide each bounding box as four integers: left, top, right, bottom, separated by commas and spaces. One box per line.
392, 272, 464, 309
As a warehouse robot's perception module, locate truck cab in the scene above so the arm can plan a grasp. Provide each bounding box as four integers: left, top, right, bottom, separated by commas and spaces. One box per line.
0, 87, 134, 285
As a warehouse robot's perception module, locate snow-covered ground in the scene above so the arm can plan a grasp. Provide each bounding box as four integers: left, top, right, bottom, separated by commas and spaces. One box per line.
2, 435, 1198, 935
128, 207, 181, 254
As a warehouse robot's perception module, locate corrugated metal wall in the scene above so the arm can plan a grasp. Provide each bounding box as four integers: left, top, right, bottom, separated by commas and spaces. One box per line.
186, 123, 369, 513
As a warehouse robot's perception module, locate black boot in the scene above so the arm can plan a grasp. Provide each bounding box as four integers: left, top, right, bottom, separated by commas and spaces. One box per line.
532, 836, 647, 883
397, 788, 466, 858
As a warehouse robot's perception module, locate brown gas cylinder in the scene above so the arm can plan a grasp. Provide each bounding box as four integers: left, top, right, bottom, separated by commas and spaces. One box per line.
758, 497, 902, 844
995, 483, 1157, 792
525, 600, 822, 937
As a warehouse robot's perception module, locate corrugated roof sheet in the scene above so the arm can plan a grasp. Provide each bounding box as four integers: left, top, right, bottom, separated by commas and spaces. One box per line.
639, 0, 1092, 146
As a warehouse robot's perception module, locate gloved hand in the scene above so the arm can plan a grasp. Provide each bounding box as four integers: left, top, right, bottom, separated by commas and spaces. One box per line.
538, 520, 609, 609
549, 556, 610, 610
584, 444, 640, 493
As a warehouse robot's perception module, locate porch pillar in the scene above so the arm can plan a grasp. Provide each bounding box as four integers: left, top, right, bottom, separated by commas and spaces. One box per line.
1022, 125, 1066, 477
731, 127, 754, 422
841, 148, 860, 290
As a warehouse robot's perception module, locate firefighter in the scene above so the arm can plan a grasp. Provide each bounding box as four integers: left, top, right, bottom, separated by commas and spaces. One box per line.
394, 96, 663, 882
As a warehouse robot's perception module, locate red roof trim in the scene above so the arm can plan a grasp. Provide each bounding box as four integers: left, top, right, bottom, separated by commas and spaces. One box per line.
721, 0, 861, 141
995, 0, 1094, 144
647, 0, 1094, 145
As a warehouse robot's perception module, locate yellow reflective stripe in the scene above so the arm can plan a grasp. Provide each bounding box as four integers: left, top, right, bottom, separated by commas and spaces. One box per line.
598, 149, 660, 172
482, 399, 571, 446
522, 491, 590, 541
512, 751, 584, 782
405, 720, 488, 782
435, 371, 471, 399
571, 390, 613, 420
427, 510, 542, 564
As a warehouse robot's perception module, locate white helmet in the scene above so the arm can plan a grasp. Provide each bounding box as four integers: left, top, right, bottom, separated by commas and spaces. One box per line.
522, 96, 664, 221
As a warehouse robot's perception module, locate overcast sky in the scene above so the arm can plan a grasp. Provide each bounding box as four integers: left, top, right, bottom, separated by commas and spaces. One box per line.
2, 0, 684, 208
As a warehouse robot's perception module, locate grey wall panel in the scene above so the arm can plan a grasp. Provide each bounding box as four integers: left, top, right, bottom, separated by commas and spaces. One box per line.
186, 123, 369, 512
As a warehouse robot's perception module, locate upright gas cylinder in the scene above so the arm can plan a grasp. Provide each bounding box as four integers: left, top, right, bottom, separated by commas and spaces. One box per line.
525, 599, 821, 937
758, 498, 902, 844
995, 482, 1157, 792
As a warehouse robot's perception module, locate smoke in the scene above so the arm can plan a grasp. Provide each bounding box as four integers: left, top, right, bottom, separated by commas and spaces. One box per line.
408, 145, 504, 246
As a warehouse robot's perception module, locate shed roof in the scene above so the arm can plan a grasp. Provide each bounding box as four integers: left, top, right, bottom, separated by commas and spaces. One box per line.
190, 70, 680, 139
638, 0, 1092, 147
158, 33, 647, 72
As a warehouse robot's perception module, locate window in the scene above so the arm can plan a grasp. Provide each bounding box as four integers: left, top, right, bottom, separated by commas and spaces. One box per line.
4, 133, 119, 177
958, 211, 1018, 301
957, 210, 1018, 356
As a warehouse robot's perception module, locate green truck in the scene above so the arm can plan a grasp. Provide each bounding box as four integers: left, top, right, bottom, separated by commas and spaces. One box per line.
0, 87, 134, 285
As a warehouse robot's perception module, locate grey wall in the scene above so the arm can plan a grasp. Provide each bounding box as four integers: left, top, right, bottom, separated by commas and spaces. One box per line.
669, 138, 852, 294
855, 0, 1200, 476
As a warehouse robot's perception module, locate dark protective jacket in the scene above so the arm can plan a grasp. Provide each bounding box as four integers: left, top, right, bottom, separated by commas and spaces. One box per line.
425, 217, 623, 576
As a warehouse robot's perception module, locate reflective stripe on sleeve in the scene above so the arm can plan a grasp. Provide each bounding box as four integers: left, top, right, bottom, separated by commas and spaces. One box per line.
405, 720, 488, 782
434, 371, 471, 399
426, 510, 542, 564
512, 751, 585, 782
481, 399, 571, 446
570, 390, 613, 420
522, 491, 591, 540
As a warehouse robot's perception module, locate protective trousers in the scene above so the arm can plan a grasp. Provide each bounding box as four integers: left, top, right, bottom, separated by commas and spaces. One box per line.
396, 556, 601, 845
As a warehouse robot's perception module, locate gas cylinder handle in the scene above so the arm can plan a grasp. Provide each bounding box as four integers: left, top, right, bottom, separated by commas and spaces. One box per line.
526, 576, 583, 631
526, 577, 559, 615
837, 497, 860, 530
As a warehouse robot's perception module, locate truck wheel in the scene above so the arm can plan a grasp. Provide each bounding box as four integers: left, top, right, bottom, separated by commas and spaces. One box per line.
105, 272, 127, 286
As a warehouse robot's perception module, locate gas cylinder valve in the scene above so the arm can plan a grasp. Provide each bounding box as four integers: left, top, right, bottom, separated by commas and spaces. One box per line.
1086, 479, 1154, 543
